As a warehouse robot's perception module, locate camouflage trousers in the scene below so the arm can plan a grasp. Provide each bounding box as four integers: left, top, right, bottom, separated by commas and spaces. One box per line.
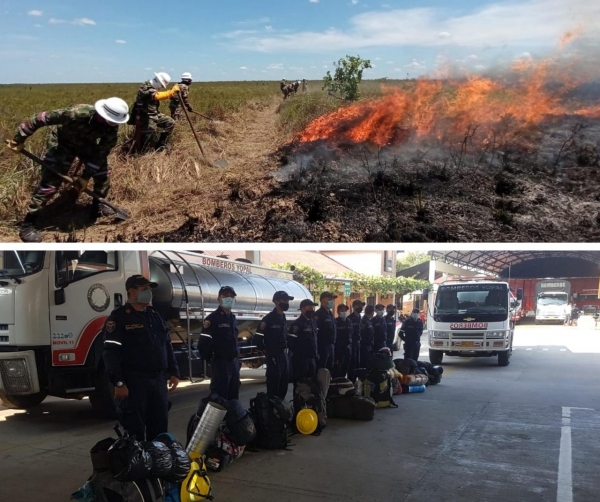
169, 105, 184, 120
141, 113, 175, 147
27, 144, 110, 215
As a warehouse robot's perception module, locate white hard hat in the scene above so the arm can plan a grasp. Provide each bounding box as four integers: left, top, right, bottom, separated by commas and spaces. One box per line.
152, 72, 171, 89
181, 72, 193, 81
94, 97, 129, 124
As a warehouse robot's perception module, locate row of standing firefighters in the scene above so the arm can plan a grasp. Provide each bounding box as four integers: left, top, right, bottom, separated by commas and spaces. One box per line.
99, 276, 424, 442
5, 72, 196, 242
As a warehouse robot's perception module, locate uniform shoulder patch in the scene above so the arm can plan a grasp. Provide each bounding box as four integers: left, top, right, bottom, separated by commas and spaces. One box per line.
259, 321, 266, 331
203, 320, 211, 328
105, 321, 116, 333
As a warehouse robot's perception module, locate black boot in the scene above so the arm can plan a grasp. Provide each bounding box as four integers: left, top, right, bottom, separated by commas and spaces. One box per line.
156, 132, 170, 151
90, 201, 115, 220
19, 213, 42, 243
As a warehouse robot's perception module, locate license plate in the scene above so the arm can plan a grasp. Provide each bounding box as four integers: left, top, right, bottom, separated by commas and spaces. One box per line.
461, 341, 475, 347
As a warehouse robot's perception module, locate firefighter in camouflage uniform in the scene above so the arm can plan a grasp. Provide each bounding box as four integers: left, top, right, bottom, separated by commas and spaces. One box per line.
169, 72, 194, 120
130, 72, 179, 151
6, 97, 130, 243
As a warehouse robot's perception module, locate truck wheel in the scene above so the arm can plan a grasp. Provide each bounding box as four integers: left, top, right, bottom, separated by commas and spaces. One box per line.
498, 350, 511, 367
429, 349, 444, 365
89, 366, 117, 419
0, 391, 47, 409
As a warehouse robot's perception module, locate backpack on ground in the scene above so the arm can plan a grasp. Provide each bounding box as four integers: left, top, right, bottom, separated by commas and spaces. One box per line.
249, 392, 290, 450
327, 377, 355, 398
294, 377, 327, 433
222, 399, 257, 446
395, 358, 418, 375
363, 370, 398, 408
367, 351, 394, 371
204, 432, 244, 473
326, 395, 376, 421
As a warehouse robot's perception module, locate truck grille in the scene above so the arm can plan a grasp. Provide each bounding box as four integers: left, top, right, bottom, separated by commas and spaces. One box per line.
451, 332, 485, 339
0, 358, 34, 395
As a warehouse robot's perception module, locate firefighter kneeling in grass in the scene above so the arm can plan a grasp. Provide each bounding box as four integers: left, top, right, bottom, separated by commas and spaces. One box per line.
6, 97, 130, 243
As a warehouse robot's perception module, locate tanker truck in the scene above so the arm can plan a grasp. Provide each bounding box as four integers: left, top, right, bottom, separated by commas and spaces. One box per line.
0, 250, 311, 415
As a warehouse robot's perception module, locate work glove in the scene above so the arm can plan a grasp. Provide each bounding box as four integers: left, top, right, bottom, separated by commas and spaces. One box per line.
187, 106, 193, 112
74, 177, 89, 194
5, 139, 25, 154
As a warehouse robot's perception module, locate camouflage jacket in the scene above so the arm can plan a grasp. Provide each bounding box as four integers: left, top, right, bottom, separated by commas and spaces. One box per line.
135, 80, 161, 116
169, 82, 191, 110
15, 104, 118, 168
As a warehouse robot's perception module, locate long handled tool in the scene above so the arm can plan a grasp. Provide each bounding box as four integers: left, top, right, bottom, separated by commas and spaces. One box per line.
13, 144, 130, 221
190, 110, 224, 125
179, 91, 229, 168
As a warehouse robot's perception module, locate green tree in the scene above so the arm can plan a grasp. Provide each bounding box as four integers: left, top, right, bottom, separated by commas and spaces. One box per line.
396, 252, 431, 273
322, 55, 372, 101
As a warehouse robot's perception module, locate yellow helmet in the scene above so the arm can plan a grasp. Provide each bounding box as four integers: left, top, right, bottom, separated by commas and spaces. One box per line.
296, 408, 318, 435
180, 460, 213, 502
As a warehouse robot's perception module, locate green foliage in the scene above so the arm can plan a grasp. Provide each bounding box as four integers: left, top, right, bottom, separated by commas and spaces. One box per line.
271, 263, 428, 299
396, 252, 431, 272
343, 273, 428, 297
322, 55, 372, 101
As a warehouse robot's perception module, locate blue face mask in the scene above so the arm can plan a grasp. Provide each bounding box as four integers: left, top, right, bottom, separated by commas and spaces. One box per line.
221, 297, 236, 309
136, 289, 153, 305
327, 300, 335, 309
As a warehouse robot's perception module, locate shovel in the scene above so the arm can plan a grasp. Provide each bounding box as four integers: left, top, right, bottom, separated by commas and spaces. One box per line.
179, 91, 229, 168
13, 144, 131, 221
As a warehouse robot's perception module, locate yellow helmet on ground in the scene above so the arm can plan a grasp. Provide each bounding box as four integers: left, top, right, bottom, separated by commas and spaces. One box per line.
180, 459, 213, 502
296, 408, 318, 435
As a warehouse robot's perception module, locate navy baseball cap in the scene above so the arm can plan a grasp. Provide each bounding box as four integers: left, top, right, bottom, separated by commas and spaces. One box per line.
300, 299, 318, 308
218, 286, 237, 296
273, 291, 294, 301
320, 291, 338, 300
125, 274, 158, 290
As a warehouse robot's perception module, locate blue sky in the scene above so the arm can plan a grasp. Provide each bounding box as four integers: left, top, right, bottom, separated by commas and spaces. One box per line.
0, 0, 598, 83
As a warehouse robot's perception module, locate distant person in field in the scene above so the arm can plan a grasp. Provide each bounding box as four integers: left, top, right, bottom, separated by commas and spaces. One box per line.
6, 98, 130, 243
130, 72, 180, 152
280, 79, 287, 92
169, 72, 194, 120
301, 79, 307, 93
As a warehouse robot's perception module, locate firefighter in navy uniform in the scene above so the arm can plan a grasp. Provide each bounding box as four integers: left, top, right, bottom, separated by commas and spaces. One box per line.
255, 291, 294, 399
102, 274, 180, 441
334, 304, 353, 378
384, 304, 397, 354
400, 308, 424, 361
372, 303, 387, 351
288, 299, 319, 384
199, 286, 240, 400
315, 291, 337, 372
347, 299, 364, 382
360, 305, 375, 368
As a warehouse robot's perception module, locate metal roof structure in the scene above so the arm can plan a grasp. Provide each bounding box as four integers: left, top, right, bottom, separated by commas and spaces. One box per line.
429, 251, 600, 277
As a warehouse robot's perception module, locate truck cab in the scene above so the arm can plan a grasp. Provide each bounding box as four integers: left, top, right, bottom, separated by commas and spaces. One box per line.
425, 278, 522, 367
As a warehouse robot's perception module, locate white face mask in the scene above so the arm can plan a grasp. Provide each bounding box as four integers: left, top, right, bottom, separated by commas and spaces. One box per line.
339, 312, 348, 320
376, 310, 384, 317
221, 297, 236, 309
411, 313, 419, 320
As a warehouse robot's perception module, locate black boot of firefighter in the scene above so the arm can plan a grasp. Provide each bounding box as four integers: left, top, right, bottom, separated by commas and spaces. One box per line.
90, 200, 115, 220
156, 132, 170, 151
19, 213, 42, 243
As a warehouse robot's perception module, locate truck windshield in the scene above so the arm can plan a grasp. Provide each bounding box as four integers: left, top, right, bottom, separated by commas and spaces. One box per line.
434, 283, 509, 321
0, 251, 45, 278
538, 295, 567, 305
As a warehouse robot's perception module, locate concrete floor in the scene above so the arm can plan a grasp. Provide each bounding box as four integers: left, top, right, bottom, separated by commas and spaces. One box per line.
1, 324, 599, 501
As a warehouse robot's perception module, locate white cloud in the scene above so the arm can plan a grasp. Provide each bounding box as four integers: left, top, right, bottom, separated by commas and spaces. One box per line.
48, 18, 65, 24
474, 64, 486, 70
268, 63, 284, 69
240, 66, 248, 70
309, 0, 320, 3
27, 10, 43, 16
33, 24, 42, 28
515, 51, 533, 60
115, 39, 126, 44
236, 17, 270, 26
218, 0, 600, 53
386, 61, 394, 64
351, 0, 359, 4
265, 25, 273, 31
468, 54, 478, 60
144, 67, 152, 70
72, 18, 96, 26
404, 59, 426, 70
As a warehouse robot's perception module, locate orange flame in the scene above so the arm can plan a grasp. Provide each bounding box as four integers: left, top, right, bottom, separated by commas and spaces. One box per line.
297, 31, 597, 149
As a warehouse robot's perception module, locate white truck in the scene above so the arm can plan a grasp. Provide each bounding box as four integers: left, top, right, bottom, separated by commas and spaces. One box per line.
534, 279, 571, 324
0, 250, 311, 415
424, 278, 523, 367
